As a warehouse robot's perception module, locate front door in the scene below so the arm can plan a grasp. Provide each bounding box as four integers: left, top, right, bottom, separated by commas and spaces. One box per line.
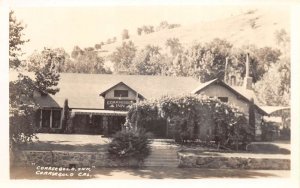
108, 116, 126, 135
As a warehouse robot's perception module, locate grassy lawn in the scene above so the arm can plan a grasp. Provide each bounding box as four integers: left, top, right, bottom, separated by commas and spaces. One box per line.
21, 133, 110, 152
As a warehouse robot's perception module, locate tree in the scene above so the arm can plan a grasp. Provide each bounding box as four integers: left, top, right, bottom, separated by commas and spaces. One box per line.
9, 74, 37, 148
254, 29, 290, 106
165, 38, 183, 56
9, 11, 36, 151
142, 25, 154, 34
95, 43, 102, 50
137, 27, 142, 35
28, 48, 61, 95
156, 21, 169, 31
62, 99, 70, 133
9, 12, 63, 154
254, 60, 290, 106
67, 46, 107, 74
71, 46, 84, 59
110, 41, 137, 73
131, 45, 164, 75
122, 29, 130, 40
232, 45, 281, 83
9, 10, 29, 69
166, 38, 232, 82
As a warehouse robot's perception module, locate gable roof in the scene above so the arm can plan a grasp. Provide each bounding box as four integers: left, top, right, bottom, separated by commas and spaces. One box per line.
10, 72, 200, 109
192, 78, 268, 115
99, 81, 145, 99
9, 71, 267, 115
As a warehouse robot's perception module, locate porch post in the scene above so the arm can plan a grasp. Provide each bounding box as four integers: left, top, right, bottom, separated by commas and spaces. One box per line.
103, 116, 108, 136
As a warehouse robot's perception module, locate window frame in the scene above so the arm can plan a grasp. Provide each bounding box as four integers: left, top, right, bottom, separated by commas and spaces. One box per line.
114, 90, 129, 97
40, 109, 62, 129
218, 97, 229, 103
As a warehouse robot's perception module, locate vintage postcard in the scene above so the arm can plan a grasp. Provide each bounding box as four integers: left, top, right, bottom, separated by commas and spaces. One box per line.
1, 0, 300, 187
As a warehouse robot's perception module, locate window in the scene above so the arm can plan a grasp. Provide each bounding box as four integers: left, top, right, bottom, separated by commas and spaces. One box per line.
114, 90, 128, 97
52, 110, 61, 128
41, 109, 62, 129
230, 75, 236, 86
41, 110, 51, 128
218, 97, 228, 103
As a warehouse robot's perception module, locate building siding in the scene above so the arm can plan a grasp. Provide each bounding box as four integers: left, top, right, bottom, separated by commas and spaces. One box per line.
197, 83, 249, 114
104, 84, 137, 100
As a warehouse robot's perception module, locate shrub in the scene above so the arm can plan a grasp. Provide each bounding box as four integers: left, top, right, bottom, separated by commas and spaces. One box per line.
107, 130, 151, 160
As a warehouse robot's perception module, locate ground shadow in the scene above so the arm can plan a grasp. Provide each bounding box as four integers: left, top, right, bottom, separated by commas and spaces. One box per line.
90, 167, 288, 179
22, 141, 107, 152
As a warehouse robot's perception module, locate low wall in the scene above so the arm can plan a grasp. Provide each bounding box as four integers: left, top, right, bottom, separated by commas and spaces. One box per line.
14, 150, 142, 168
178, 152, 290, 170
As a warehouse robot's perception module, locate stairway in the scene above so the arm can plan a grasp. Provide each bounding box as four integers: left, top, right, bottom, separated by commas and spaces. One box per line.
143, 139, 179, 167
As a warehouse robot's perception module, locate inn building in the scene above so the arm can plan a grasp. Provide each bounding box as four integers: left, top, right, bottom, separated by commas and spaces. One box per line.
10, 71, 268, 139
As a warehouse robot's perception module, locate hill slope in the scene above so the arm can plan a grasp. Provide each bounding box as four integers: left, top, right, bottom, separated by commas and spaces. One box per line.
99, 9, 289, 57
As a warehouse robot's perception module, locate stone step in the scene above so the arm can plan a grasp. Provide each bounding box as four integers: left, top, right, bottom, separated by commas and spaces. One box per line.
148, 153, 178, 156
150, 150, 178, 153
144, 161, 179, 165
145, 158, 178, 162
143, 162, 179, 167
147, 155, 177, 158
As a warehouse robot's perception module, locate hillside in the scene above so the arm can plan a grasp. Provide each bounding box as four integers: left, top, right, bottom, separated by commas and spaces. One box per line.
99, 9, 289, 57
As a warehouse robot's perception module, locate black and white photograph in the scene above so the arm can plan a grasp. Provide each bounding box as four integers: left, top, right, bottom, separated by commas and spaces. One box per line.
1, 0, 300, 187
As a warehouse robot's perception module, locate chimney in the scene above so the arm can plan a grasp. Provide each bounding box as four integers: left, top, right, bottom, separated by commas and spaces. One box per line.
243, 53, 253, 90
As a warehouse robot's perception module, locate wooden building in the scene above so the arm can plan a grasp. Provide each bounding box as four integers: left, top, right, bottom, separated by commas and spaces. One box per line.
10, 72, 268, 139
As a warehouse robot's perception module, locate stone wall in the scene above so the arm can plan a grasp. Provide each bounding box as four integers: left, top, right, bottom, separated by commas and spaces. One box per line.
178, 152, 290, 170
14, 150, 142, 168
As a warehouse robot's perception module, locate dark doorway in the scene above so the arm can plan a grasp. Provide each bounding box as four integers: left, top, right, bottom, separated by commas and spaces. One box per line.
108, 116, 126, 135
142, 119, 167, 138
73, 114, 103, 134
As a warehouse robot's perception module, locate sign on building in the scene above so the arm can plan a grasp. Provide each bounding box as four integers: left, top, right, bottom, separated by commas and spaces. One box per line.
104, 99, 136, 111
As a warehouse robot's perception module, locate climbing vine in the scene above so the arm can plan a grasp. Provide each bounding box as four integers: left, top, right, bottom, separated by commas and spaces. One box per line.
126, 94, 253, 150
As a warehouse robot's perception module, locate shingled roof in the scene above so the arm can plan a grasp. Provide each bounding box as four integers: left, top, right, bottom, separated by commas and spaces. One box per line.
9, 71, 267, 115
10, 72, 200, 109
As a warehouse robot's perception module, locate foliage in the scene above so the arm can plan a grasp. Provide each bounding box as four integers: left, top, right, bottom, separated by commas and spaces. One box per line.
9, 74, 38, 148
9, 12, 63, 151
260, 121, 277, 141
62, 99, 70, 133
126, 94, 252, 150
280, 127, 290, 140
165, 38, 183, 56
137, 27, 142, 35
254, 60, 290, 106
28, 48, 61, 95
9, 11, 37, 150
232, 45, 281, 83
252, 30, 290, 106
156, 21, 181, 31
130, 45, 166, 75
94, 43, 102, 50
68, 46, 109, 74
107, 130, 151, 160
110, 41, 137, 73
164, 38, 232, 82
122, 29, 130, 40
9, 10, 29, 69
141, 25, 154, 34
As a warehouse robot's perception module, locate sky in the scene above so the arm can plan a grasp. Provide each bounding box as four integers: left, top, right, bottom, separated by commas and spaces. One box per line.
13, 5, 249, 57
